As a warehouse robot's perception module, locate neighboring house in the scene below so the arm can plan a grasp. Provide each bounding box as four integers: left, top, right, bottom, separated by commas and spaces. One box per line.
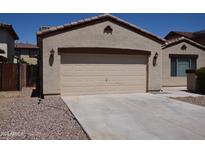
0, 23, 19, 62
165, 30, 205, 46
15, 43, 39, 65
162, 37, 205, 87
162, 30, 205, 86
37, 14, 205, 96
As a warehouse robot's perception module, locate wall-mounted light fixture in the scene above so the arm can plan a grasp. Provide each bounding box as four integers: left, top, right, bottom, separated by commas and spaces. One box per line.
49, 49, 55, 66
153, 52, 158, 66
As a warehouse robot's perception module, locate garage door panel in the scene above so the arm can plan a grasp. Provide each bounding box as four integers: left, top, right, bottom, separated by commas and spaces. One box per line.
61, 70, 146, 76
62, 90, 145, 96
61, 64, 146, 71
61, 75, 146, 82
61, 85, 146, 94
60, 53, 147, 95
61, 80, 146, 87
61, 53, 147, 64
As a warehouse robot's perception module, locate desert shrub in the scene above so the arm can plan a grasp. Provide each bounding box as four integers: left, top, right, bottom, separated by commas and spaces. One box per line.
196, 67, 205, 94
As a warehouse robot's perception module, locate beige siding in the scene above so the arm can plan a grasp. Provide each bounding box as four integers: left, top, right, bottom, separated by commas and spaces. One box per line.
60, 53, 147, 95
162, 42, 205, 87
41, 20, 162, 94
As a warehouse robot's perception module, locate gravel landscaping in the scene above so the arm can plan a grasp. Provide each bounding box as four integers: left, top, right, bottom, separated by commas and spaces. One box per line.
172, 96, 205, 107
0, 93, 88, 140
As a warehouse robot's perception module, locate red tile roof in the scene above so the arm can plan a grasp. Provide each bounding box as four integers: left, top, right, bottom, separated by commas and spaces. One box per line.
164, 29, 205, 47
15, 43, 39, 49
164, 31, 193, 40
165, 30, 205, 40
163, 36, 205, 50
173, 31, 193, 38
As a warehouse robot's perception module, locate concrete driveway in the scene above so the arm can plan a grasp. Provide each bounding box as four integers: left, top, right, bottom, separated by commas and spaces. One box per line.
62, 93, 205, 139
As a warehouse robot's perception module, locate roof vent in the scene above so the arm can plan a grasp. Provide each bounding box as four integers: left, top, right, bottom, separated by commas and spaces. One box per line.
181, 44, 187, 50
104, 25, 113, 34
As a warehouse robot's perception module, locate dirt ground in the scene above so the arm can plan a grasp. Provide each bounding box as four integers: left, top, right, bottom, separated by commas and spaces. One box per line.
0, 88, 88, 140
172, 96, 205, 107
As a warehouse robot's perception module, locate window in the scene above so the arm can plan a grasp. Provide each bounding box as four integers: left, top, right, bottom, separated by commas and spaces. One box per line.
171, 58, 177, 76
0, 48, 5, 54
171, 57, 196, 77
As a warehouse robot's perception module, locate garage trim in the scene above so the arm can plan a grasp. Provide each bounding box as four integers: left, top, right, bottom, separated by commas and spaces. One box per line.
58, 47, 151, 55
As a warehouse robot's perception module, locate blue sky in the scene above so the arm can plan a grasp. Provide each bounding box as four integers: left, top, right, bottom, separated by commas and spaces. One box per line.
1, 13, 205, 44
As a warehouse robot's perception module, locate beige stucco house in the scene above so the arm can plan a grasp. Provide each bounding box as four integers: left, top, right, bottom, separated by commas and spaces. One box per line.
0, 23, 19, 62
37, 14, 205, 96
162, 37, 205, 87
15, 43, 39, 65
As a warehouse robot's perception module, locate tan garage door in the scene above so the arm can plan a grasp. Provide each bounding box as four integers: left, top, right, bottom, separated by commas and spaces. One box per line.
60, 53, 148, 96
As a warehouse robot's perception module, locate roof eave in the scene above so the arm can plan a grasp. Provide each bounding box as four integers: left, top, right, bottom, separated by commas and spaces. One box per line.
37, 14, 165, 44
0, 24, 19, 40
162, 37, 205, 50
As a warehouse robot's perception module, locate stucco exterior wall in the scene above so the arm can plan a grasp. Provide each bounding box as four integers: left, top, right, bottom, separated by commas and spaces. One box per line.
0, 30, 7, 43
0, 43, 7, 57
0, 30, 8, 58
20, 55, 37, 64
15, 48, 39, 65
162, 42, 205, 87
0, 29, 15, 62
40, 20, 163, 95
7, 33, 15, 62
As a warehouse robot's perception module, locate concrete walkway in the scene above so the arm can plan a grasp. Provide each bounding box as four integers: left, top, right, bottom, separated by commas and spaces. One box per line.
157, 86, 202, 98
62, 93, 205, 139
151, 90, 201, 98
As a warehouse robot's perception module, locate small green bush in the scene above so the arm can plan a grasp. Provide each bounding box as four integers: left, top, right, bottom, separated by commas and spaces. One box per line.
196, 67, 205, 94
